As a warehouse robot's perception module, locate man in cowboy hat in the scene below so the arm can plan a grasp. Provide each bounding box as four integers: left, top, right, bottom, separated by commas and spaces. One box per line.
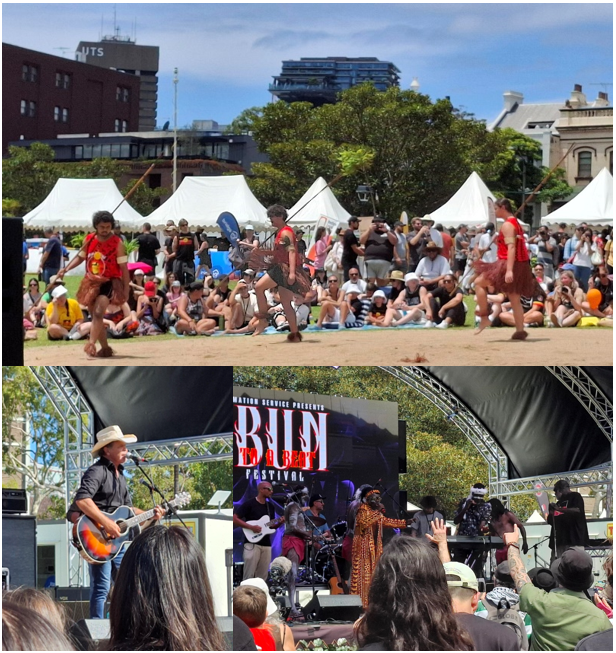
415, 241, 452, 291
67, 425, 164, 619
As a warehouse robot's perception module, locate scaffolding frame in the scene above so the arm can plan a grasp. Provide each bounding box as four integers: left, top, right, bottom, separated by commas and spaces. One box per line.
29, 366, 233, 587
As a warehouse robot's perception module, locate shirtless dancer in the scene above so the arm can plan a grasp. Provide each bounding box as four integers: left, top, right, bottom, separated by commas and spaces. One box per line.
488, 498, 529, 564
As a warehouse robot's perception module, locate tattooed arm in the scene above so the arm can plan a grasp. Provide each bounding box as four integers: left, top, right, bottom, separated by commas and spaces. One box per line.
504, 524, 531, 593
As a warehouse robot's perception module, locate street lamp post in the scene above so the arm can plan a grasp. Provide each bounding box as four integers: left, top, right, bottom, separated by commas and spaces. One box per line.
356, 184, 377, 216
173, 68, 179, 193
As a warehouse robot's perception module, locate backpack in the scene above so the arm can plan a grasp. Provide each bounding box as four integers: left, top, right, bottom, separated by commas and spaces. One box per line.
484, 597, 529, 651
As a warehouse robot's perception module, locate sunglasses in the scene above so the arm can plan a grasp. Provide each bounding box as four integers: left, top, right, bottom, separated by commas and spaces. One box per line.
329, 279, 338, 283
350, 273, 359, 276
444, 279, 455, 283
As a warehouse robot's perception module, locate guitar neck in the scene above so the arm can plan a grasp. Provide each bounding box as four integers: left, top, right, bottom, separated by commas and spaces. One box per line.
122, 503, 170, 529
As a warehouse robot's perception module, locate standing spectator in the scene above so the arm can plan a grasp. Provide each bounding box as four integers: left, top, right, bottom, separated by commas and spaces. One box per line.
326, 227, 345, 283
163, 222, 178, 276
564, 226, 582, 261
312, 226, 332, 270
572, 229, 595, 291
603, 227, 613, 274
478, 222, 498, 263
409, 495, 444, 539
425, 273, 465, 329
436, 223, 453, 264
360, 216, 397, 286
38, 227, 63, 285
341, 216, 364, 281
295, 229, 307, 258
22, 238, 29, 279
135, 222, 161, 274
172, 219, 199, 285
454, 224, 470, 279
2, 602, 75, 651
113, 223, 128, 243
407, 217, 431, 272
238, 225, 259, 272
392, 221, 408, 272
415, 242, 451, 291
195, 230, 212, 279
444, 561, 520, 651
233, 585, 277, 652
531, 228, 557, 279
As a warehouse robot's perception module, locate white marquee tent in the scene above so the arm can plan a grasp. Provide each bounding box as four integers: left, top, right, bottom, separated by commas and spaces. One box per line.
541, 167, 613, 226
23, 178, 145, 231
146, 175, 268, 231
428, 171, 497, 228
286, 177, 351, 234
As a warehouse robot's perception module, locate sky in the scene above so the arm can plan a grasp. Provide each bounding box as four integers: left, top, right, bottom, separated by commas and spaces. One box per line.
3, 2, 613, 129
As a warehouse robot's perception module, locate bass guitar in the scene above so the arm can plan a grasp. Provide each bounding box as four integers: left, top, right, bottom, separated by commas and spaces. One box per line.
242, 515, 285, 544
72, 492, 191, 564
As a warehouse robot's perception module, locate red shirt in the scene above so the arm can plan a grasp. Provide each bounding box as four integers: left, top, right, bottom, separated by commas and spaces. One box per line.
274, 226, 297, 264
441, 231, 453, 260
249, 627, 276, 651
84, 233, 122, 278
497, 218, 528, 262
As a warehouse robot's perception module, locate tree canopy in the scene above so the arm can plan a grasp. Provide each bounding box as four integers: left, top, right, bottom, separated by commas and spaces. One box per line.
229, 84, 571, 222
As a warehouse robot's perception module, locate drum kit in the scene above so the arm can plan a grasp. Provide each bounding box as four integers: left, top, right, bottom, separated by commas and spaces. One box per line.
297, 519, 347, 585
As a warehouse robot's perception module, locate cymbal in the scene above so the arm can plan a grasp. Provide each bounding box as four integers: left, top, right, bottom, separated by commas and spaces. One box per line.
308, 516, 327, 527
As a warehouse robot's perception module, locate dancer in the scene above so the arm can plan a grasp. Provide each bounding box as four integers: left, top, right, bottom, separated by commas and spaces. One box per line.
350, 487, 411, 607
56, 211, 129, 358
249, 205, 311, 342
473, 198, 537, 340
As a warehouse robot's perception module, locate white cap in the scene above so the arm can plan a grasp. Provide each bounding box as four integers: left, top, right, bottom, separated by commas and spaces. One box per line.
404, 272, 419, 283
245, 224, 254, 231
133, 268, 145, 275
373, 290, 387, 300
345, 284, 362, 295
51, 285, 68, 299
240, 578, 278, 616
172, 280, 181, 287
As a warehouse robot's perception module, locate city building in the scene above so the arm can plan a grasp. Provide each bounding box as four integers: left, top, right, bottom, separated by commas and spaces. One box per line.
269, 57, 400, 105
490, 84, 613, 216
76, 35, 159, 131
2, 43, 140, 156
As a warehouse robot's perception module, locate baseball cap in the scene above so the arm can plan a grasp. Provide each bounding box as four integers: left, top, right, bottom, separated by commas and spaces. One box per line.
404, 272, 419, 283
348, 216, 359, 224
345, 284, 362, 295
245, 224, 254, 231
550, 548, 594, 592
171, 280, 181, 287
372, 290, 387, 300
243, 269, 255, 276
372, 216, 385, 223
51, 285, 68, 299
144, 281, 156, 297
443, 562, 479, 591
394, 220, 404, 227
309, 493, 326, 507
133, 269, 145, 276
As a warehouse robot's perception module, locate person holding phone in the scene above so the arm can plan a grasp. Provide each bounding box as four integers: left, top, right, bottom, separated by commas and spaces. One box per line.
135, 281, 164, 336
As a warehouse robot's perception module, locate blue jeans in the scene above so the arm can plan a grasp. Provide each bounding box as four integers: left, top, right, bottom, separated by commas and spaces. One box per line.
42, 267, 60, 286
89, 548, 125, 619
573, 265, 591, 292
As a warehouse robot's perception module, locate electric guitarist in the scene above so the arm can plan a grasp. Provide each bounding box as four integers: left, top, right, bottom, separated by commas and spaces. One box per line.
233, 481, 284, 582
66, 426, 164, 620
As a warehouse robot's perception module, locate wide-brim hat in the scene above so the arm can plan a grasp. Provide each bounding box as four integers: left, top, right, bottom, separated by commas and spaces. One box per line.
425, 241, 441, 251
528, 567, 557, 592
389, 270, 405, 282
550, 548, 594, 592
91, 425, 137, 453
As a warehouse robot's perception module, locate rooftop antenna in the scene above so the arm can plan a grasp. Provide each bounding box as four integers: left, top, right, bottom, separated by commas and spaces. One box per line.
113, 4, 118, 38
53, 47, 72, 58
589, 82, 613, 99
100, 13, 103, 40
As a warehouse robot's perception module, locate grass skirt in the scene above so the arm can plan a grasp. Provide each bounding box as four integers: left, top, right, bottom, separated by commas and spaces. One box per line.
473, 259, 537, 297
76, 276, 127, 308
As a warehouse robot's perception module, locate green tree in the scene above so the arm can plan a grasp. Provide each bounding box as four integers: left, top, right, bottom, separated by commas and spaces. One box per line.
2, 367, 66, 517
2, 198, 22, 217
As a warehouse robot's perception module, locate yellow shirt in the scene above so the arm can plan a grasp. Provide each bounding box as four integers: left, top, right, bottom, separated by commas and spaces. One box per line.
45, 298, 83, 329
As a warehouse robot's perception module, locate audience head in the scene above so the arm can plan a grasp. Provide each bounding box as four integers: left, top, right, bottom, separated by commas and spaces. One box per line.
187, 281, 205, 298
443, 274, 457, 289
348, 216, 359, 228
348, 268, 360, 281
493, 561, 516, 590
425, 242, 441, 258
2, 601, 74, 651
239, 578, 278, 617
358, 537, 474, 651
108, 525, 225, 651
315, 226, 327, 242
366, 282, 378, 297
528, 567, 558, 592
419, 495, 438, 514
233, 585, 268, 629
27, 279, 40, 293
550, 548, 594, 592
404, 272, 420, 290
371, 290, 387, 307
3, 587, 67, 635
444, 561, 480, 613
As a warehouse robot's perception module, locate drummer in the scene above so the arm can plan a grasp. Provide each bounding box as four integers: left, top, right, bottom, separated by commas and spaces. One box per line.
304, 494, 333, 542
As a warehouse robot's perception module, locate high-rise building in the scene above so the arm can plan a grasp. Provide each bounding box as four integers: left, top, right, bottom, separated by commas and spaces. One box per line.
76, 35, 159, 131
269, 57, 401, 106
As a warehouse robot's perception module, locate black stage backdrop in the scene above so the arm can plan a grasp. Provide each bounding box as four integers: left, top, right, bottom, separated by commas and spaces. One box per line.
233, 387, 400, 561
68, 367, 232, 441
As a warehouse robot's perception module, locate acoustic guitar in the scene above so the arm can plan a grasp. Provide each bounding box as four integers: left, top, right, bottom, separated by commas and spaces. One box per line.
72, 492, 191, 564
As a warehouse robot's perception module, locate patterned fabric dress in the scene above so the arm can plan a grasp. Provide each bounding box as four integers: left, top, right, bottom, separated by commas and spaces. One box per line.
76, 233, 127, 308
350, 504, 407, 607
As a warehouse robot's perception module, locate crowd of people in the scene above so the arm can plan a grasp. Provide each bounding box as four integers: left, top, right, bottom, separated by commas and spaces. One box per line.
22, 210, 613, 347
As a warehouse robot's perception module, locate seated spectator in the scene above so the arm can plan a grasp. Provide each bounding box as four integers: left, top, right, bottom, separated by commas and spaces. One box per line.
366, 290, 389, 326
339, 284, 368, 328
310, 268, 329, 305
162, 271, 176, 294
533, 263, 553, 293
23, 278, 43, 325
475, 561, 532, 647
128, 268, 145, 310
444, 561, 520, 651
226, 280, 259, 334
45, 285, 87, 341
357, 536, 474, 650
176, 281, 218, 336
547, 271, 585, 327
591, 550, 613, 620
498, 286, 546, 328
387, 270, 406, 304
107, 525, 225, 651
316, 276, 344, 327
233, 616, 258, 651
341, 268, 367, 295
2, 602, 74, 651
389, 272, 428, 326
586, 267, 613, 316
271, 294, 310, 332
206, 276, 233, 327
243, 268, 257, 291
37, 274, 66, 321
135, 281, 164, 336
165, 280, 184, 322
416, 242, 451, 291
425, 274, 465, 329
104, 302, 139, 337
504, 525, 612, 652
233, 585, 277, 652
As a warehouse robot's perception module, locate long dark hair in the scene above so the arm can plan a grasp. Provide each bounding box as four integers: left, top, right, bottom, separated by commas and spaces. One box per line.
315, 226, 327, 242
488, 498, 507, 519
357, 537, 475, 651
107, 526, 225, 651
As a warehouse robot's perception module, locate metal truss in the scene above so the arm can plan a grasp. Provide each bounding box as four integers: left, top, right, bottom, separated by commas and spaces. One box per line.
379, 366, 509, 495
127, 433, 233, 467
545, 367, 613, 442
493, 463, 613, 497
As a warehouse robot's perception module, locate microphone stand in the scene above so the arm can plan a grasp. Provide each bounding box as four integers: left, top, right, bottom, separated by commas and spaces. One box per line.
303, 511, 320, 599
132, 459, 190, 532
378, 483, 407, 520
528, 536, 551, 568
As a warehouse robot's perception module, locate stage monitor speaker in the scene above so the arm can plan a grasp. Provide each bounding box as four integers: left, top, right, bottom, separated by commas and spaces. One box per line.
2, 488, 28, 514
69, 619, 110, 651
217, 616, 234, 651
302, 593, 363, 621
398, 420, 407, 473
55, 586, 91, 603
2, 515, 36, 588
2, 217, 24, 365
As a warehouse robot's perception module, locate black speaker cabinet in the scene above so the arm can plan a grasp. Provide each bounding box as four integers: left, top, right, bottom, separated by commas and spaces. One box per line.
1, 514, 36, 588
2, 217, 24, 365
69, 619, 110, 651
55, 586, 91, 602
302, 593, 363, 621
2, 488, 28, 514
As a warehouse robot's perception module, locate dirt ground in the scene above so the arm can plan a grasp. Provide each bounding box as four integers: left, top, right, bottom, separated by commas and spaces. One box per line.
24, 327, 613, 366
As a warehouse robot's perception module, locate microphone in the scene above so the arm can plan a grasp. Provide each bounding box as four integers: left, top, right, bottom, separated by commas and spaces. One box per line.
127, 453, 148, 464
